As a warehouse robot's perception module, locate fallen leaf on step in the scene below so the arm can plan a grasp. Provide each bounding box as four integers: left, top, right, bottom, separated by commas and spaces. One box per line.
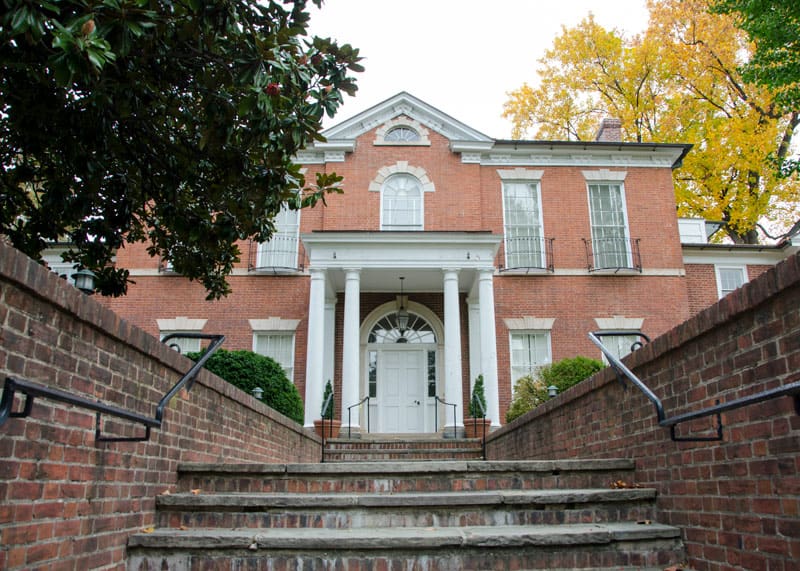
141, 527, 155, 533
248, 542, 258, 551
179, 525, 188, 530
636, 520, 652, 525
190, 488, 201, 495
159, 490, 171, 496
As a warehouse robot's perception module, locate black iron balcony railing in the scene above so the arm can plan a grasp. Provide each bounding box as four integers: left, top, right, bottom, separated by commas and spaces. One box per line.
499, 236, 554, 273
583, 237, 641, 273
247, 237, 305, 274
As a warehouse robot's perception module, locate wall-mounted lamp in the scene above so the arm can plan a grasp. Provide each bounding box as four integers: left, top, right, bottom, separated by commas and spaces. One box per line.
396, 277, 409, 332
72, 269, 97, 295
548, 385, 558, 398
252, 386, 264, 400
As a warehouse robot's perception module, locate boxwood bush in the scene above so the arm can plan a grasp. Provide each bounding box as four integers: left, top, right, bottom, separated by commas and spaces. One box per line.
188, 349, 304, 424
505, 356, 603, 423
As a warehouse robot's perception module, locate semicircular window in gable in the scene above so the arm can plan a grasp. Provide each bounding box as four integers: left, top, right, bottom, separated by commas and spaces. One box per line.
384, 126, 420, 142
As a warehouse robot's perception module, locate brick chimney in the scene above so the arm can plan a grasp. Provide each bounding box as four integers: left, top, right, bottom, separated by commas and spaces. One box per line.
595, 118, 622, 142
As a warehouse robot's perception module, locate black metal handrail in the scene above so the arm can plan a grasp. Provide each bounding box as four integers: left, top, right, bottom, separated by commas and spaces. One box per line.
469, 393, 488, 458
319, 389, 335, 463
589, 331, 800, 442
433, 395, 458, 440
0, 333, 225, 443
346, 396, 371, 439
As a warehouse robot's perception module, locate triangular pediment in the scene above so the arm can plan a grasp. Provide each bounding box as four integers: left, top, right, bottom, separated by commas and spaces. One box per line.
321, 92, 493, 144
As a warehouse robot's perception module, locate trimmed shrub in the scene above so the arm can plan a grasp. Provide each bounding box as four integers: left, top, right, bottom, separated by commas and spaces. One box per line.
321, 379, 334, 420
188, 349, 304, 424
505, 356, 603, 423
469, 374, 487, 418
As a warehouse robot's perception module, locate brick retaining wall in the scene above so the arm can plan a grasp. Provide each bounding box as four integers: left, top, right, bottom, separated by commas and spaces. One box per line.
0, 242, 320, 571
487, 252, 800, 571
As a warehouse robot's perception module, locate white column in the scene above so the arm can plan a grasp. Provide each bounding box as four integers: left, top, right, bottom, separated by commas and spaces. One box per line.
323, 296, 337, 395
443, 269, 464, 431
304, 269, 327, 428
478, 269, 500, 427
466, 297, 481, 390
341, 269, 361, 431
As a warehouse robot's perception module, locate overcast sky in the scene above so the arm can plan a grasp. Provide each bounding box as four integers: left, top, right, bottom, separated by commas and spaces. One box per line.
308, 0, 650, 138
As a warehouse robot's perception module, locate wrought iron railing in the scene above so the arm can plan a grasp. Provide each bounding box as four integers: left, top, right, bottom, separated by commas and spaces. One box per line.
499, 236, 554, 273
319, 389, 335, 463
589, 331, 800, 442
0, 333, 225, 443
247, 236, 305, 274
583, 237, 642, 273
346, 396, 371, 439
469, 393, 488, 458
434, 395, 458, 440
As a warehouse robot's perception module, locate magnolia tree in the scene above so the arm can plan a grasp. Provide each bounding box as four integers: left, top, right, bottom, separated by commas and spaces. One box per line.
0, 0, 362, 298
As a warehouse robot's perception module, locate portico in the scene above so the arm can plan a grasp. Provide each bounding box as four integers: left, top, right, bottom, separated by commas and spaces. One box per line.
301, 231, 502, 435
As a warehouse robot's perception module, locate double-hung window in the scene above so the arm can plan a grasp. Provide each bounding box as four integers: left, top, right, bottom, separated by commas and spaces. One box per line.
258, 205, 300, 269
509, 331, 551, 384
254, 332, 296, 381
382, 174, 423, 230
588, 182, 631, 269
716, 266, 747, 298
503, 181, 544, 269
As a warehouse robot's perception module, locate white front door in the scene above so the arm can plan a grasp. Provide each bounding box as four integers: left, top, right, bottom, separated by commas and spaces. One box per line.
379, 349, 425, 433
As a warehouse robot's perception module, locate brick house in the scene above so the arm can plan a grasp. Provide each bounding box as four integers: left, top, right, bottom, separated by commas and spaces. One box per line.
94, 92, 790, 435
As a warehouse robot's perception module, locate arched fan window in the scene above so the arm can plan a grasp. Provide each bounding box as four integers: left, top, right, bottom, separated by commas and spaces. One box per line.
368, 312, 436, 344
384, 126, 420, 142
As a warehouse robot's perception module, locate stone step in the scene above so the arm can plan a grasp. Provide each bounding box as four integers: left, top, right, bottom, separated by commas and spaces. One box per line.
176, 459, 638, 494
156, 488, 658, 530
127, 522, 685, 570
323, 437, 485, 461
323, 447, 484, 462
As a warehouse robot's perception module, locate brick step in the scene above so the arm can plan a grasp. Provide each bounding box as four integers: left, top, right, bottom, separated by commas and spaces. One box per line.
156, 488, 658, 530
175, 459, 638, 494
127, 522, 685, 570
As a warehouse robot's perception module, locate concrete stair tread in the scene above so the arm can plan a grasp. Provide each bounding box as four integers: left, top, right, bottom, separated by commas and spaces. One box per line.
129, 521, 681, 550
177, 458, 635, 475
157, 488, 658, 509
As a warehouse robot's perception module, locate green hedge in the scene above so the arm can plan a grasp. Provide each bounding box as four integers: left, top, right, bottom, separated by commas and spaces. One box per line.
505, 356, 603, 423
189, 349, 304, 424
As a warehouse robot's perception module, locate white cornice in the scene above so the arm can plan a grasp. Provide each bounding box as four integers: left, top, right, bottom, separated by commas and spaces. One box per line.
316, 92, 493, 145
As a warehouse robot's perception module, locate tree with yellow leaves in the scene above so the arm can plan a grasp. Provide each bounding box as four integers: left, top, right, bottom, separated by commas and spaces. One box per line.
503, 0, 799, 244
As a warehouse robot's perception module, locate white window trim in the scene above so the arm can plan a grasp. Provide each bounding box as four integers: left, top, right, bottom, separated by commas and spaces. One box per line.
158, 317, 208, 354
505, 317, 554, 389
250, 318, 300, 382
593, 317, 645, 363
715, 265, 747, 299
374, 116, 431, 146
256, 204, 301, 270
508, 330, 553, 388
584, 173, 633, 270
369, 162, 434, 231
500, 176, 545, 270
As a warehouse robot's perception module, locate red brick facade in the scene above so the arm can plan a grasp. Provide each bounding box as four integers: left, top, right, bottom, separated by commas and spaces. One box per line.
0, 241, 320, 571
96, 93, 792, 429
487, 252, 800, 571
